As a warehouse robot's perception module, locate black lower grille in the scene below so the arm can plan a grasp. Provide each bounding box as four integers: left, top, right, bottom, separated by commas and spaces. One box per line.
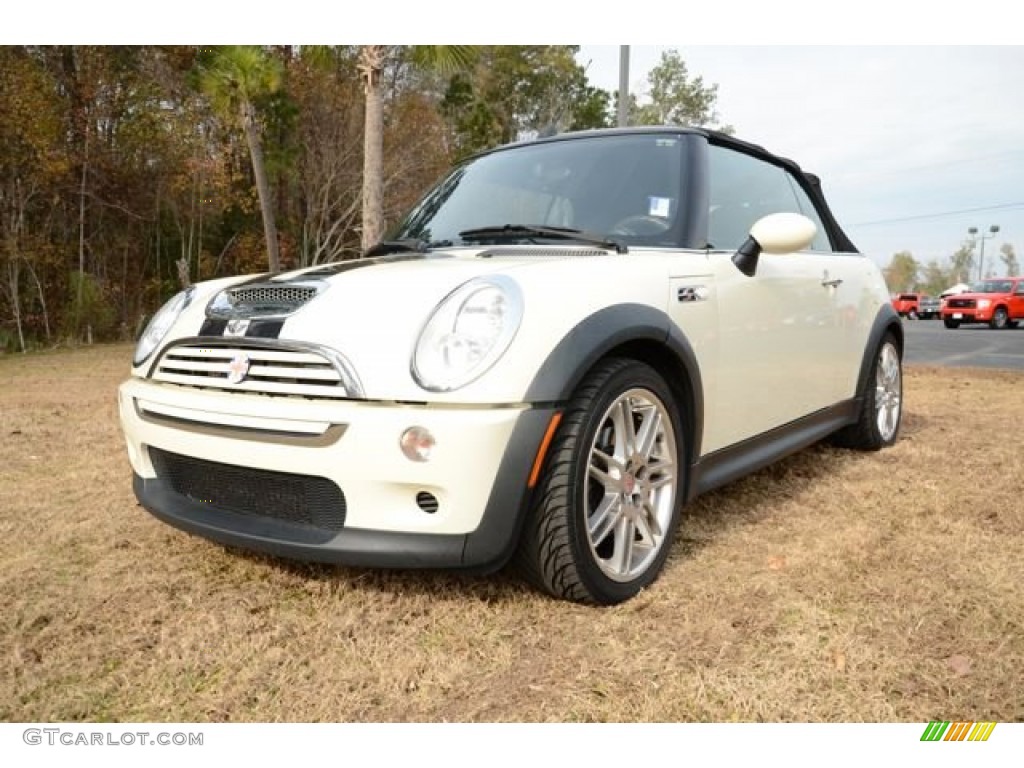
149, 447, 346, 531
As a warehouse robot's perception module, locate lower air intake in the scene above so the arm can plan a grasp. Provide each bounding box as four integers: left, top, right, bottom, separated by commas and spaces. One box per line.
149, 447, 346, 531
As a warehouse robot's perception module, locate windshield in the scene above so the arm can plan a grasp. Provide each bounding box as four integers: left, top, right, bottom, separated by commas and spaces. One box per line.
970, 280, 1013, 293
391, 134, 687, 248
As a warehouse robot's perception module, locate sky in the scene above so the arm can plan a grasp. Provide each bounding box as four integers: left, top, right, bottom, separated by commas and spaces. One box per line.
13, 2, 1023, 275
577, 46, 1024, 273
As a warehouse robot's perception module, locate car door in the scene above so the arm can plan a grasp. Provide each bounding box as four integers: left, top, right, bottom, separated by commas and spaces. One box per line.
1012, 280, 1024, 320
693, 143, 859, 453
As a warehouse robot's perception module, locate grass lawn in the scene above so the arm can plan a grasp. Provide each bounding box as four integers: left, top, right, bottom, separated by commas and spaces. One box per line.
1, 344, 1021, 721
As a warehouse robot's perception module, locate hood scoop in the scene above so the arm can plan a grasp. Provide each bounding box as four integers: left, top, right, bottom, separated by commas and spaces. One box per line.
207, 279, 327, 319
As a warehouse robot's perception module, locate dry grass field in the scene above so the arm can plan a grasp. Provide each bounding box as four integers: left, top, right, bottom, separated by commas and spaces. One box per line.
1, 344, 1022, 722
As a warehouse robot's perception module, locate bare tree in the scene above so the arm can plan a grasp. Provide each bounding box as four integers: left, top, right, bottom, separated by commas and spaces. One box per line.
999, 243, 1019, 277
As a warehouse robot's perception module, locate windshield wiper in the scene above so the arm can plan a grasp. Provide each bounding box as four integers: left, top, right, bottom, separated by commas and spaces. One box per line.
363, 238, 452, 258
458, 224, 627, 254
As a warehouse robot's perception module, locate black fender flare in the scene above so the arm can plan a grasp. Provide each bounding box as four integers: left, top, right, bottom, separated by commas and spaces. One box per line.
523, 303, 705, 458
853, 304, 903, 408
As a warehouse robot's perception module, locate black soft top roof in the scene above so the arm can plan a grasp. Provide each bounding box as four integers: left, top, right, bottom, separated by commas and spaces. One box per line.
487, 126, 860, 254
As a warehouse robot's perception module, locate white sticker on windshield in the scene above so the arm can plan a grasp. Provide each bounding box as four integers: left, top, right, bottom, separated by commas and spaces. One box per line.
648, 196, 673, 218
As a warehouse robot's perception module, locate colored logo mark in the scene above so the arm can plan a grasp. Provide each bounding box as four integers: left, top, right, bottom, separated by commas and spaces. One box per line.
227, 353, 251, 385
920, 721, 996, 742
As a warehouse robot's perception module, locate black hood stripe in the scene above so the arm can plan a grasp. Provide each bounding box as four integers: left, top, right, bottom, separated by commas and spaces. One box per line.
200, 254, 454, 338
300, 252, 454, 277
198, 317, 283, 339
246, 319, 284, 338
199, 318, 228, 336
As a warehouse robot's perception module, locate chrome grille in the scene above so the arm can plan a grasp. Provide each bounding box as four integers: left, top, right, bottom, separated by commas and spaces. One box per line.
151, 341, 358, 398
947, 298, 975, 309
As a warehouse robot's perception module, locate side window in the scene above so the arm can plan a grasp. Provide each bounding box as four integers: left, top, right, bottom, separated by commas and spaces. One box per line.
1015, 282, 1024, 296
707, 145, 830, 252
785, 176, 833, 252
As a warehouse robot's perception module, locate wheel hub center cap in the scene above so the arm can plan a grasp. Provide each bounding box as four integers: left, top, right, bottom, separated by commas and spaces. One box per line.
622, 472, 636, 495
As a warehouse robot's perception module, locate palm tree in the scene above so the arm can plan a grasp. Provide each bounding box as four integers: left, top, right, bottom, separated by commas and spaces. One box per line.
200, 46, 283, 272
358, 45, 474, 252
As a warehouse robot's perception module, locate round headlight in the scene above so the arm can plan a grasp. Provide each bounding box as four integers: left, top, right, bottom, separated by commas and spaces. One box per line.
412, 276, 523, 392
977, 299, 991, 309
134, 287, 195, 365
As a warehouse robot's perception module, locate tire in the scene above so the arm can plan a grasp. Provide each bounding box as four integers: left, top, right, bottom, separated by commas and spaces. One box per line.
832, 333, 902, 451
943, 318, 960, 329
515, 358, 684, 605
990, 307, 1009, 330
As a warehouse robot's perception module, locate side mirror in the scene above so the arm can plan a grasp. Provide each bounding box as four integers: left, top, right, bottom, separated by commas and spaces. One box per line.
732, 213, 817, 277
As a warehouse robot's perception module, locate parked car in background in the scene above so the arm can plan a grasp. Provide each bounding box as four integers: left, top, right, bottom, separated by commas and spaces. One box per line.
119, 127, 903, 605
942, 277, 1024, 329
940, 283, 971, 298
891, 292, 929, 319
917, 296, 941, 319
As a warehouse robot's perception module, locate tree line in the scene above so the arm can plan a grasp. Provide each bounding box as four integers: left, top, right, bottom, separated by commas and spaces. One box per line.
0, 45, 726, 353
884, 241, 1019, 296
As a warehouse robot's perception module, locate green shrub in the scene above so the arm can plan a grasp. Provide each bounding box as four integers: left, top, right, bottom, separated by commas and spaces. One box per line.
62, 270, 117, 342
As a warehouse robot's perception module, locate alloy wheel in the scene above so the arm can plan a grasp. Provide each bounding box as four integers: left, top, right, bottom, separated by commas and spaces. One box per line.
875, 342, 902, 442
584, 388, 678, 582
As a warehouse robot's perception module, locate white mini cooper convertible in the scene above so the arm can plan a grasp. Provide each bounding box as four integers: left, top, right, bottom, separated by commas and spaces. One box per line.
120, 127, 903, 605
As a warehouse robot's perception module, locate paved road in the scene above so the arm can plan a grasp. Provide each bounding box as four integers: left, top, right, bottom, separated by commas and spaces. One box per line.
902, 318, 1024, 370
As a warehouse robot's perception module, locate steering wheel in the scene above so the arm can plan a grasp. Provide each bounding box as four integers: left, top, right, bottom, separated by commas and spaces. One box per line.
609, 215, 671, 237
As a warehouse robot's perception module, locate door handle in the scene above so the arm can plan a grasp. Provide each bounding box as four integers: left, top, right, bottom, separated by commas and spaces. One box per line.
821, 271, 843, 288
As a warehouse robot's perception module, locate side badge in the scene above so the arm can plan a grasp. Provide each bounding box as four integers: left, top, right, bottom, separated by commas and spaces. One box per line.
677, 286, 710, 303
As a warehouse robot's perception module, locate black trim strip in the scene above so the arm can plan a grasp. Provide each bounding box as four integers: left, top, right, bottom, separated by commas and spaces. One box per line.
680, 134, 709, 250
246, 319, 284, 338
199, 318, 227, 336
197, 317, 282, 338
688, 399, 859, 500
462, 406, 554, 569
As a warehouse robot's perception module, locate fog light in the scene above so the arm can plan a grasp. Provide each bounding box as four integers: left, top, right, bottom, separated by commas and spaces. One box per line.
400, 427, 435, 462
416, 491, 439, 514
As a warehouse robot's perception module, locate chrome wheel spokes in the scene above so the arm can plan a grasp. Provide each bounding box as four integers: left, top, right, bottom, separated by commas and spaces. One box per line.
584, 388, 677, 582
874, 343, 902, 441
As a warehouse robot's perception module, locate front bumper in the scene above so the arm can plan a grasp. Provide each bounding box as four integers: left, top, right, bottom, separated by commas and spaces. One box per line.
943, 308, 991, 323
120, 378, 554, 570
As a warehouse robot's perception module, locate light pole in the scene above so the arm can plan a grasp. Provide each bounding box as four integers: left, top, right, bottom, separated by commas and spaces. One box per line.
617, 46, 630, 127
968, 225, 1000, 281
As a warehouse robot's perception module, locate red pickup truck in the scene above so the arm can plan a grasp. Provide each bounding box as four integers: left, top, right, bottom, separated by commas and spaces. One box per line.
942, 277, 1024, 329
891, 293, 928, 318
